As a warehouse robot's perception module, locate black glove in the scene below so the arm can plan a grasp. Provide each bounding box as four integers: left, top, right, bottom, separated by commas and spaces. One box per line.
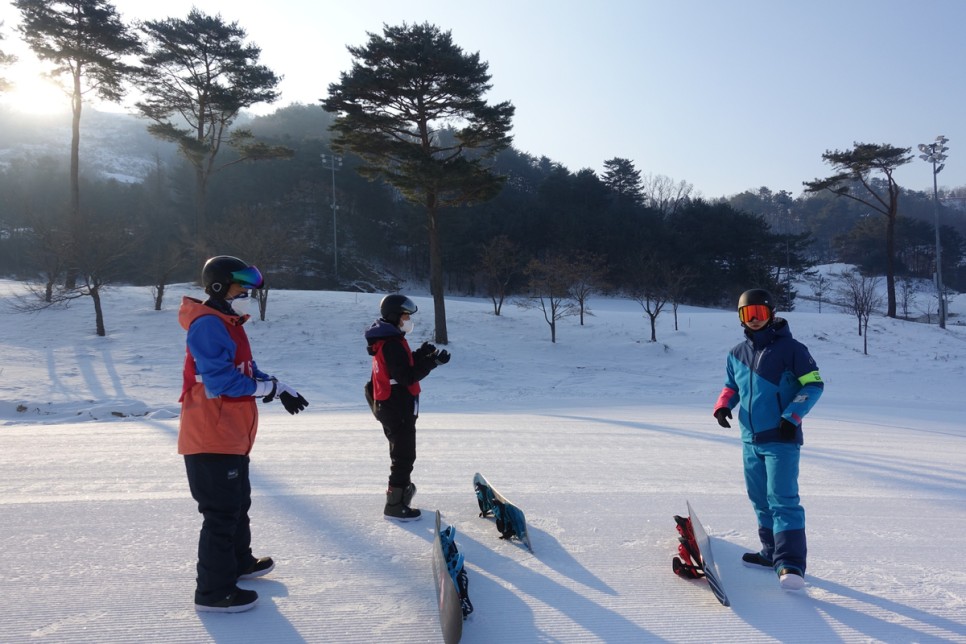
435, 349, 451, 365
280, 390, 309, 414
714, 407, 732, 428
779, 418, 797, 441
413, 341, 435, 360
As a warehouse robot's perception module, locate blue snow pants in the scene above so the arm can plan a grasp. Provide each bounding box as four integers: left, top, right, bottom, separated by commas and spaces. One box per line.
742, 441, 807, 574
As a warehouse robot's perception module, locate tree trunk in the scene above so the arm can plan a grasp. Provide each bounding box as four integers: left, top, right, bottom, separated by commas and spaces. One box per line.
65, 73, 83, 290
194, 166, 208, 262
427, 198, 448, 344
154, 283, 165, 311
70, 74, 81, 229
92, 286, 106, 337
862, 318, 869, 355
884, 210, 897, 317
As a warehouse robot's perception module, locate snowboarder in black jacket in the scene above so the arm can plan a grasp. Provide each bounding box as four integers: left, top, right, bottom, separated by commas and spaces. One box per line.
365, 294, 450, 521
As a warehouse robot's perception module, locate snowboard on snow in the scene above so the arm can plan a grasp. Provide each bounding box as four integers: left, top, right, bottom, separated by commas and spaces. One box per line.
473, 472, 532, 552
432, 510, 473, 644
672, 500, 731, 607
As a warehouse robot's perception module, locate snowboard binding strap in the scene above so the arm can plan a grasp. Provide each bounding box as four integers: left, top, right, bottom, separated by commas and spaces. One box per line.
672, 515, 706, 580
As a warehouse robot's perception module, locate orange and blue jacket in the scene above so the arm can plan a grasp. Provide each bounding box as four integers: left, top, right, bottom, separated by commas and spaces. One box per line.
178, 296, 271, 455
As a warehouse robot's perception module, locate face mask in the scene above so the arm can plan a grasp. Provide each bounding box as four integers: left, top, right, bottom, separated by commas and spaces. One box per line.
399, 318, 414, 334
229, 294, 251, 316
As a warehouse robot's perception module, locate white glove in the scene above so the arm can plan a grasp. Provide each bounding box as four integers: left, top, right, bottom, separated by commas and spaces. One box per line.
275, 380, 299, 398
253, 379, 276, 398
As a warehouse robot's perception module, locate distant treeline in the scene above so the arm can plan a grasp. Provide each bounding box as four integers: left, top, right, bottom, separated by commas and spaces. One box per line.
1, 103, 964, 305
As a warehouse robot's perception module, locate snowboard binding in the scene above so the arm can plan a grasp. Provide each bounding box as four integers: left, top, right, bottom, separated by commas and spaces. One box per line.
672, 514, 706, 580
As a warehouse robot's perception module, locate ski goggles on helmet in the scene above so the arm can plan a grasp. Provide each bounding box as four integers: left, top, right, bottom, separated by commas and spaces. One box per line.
230, 265, 264, 289
738, 304, 771, 324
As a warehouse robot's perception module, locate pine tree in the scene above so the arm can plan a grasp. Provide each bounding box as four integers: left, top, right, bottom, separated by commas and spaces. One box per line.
804, 142, 913, 318
137, 9, 288, 256
323, 22, 514, 344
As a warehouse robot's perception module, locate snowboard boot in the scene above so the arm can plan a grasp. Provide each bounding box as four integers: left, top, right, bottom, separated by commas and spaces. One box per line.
195, 587, 258, 613
384, 485, 421, 522
238, 556, 275, 580
741, 551, 773, 569
778, 566, 805, 591
402, 482, 417, 507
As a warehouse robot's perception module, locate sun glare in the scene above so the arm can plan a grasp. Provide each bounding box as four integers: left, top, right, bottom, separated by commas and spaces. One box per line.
0, 66, 70, 116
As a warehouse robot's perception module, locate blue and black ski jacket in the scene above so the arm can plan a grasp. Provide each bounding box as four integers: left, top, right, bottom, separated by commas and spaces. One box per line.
714, 318, 823, 445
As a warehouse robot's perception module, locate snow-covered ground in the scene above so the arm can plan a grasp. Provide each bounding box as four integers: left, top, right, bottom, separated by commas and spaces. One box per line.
1, 276, 964, 643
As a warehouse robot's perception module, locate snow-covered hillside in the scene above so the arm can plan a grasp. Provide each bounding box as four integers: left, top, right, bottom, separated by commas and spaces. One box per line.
0, 279, 964, 643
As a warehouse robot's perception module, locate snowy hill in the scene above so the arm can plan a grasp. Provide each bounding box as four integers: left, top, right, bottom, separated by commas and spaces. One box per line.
0, 106, 179, 183
0, 279, 964, 643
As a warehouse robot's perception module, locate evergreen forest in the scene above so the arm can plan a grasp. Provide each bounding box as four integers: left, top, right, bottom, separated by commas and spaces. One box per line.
1, 103, 964, 310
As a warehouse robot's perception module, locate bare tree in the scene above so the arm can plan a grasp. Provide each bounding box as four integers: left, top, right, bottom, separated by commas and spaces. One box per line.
896, 276, 919, 320
837, 269, 882, 355
641, 173, 694, 216
150, 244, 188, 311
628, 253, 672, 342
806, 272, 833, 313
15, 221, 130, 336
666, 264, 697, 331
478, 234, 521, 316
23, 214, 70, 302
567, 251, 608, 326
518, 254, 577, 343
219, 203, 307, 321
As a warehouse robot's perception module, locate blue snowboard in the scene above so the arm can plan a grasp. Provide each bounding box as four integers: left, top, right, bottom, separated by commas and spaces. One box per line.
432, 510, 472, 644
473, 473, 533, 552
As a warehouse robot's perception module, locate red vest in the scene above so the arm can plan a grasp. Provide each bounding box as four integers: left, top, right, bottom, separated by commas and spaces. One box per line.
177, 299, 258, 455
371, 338, 421, 400
180, 321, 255, 401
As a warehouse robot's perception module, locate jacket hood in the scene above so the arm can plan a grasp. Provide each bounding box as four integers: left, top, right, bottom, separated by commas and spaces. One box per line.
178, 296, 247, 331
364, 318, 403, 344
744, 316, 791, 349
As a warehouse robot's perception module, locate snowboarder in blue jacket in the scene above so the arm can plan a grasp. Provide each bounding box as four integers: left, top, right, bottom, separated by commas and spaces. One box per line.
713, 288, 824, 591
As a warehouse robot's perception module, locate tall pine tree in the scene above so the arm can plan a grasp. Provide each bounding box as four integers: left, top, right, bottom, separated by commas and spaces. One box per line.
15, 0, 141, 285
323, 22, 514, 344
804, 142, 913, 318
137, 9, 288, 256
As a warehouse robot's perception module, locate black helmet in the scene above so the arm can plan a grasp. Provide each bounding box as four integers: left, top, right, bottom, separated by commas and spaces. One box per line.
202, 255, 264, 298
738, 288, 775, 311
737, 288, 775, 325
380, 294, 417, 325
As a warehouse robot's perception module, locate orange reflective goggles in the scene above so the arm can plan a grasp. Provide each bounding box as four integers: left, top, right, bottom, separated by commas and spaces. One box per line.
738, 304, 771, 323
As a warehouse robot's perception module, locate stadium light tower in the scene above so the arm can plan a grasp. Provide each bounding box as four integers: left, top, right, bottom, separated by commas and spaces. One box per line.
320, 153, 342, 279
917, 135, 949, 329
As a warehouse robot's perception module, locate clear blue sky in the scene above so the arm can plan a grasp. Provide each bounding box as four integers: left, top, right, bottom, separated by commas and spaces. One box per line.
1, 0, 964, 198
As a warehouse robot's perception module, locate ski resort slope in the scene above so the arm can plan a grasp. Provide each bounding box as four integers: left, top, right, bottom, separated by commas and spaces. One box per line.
1, 280, 964, 643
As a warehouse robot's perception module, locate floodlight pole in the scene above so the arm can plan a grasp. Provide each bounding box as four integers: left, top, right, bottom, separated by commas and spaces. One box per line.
917, 136, 948, 329
320, 154, 342, 280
